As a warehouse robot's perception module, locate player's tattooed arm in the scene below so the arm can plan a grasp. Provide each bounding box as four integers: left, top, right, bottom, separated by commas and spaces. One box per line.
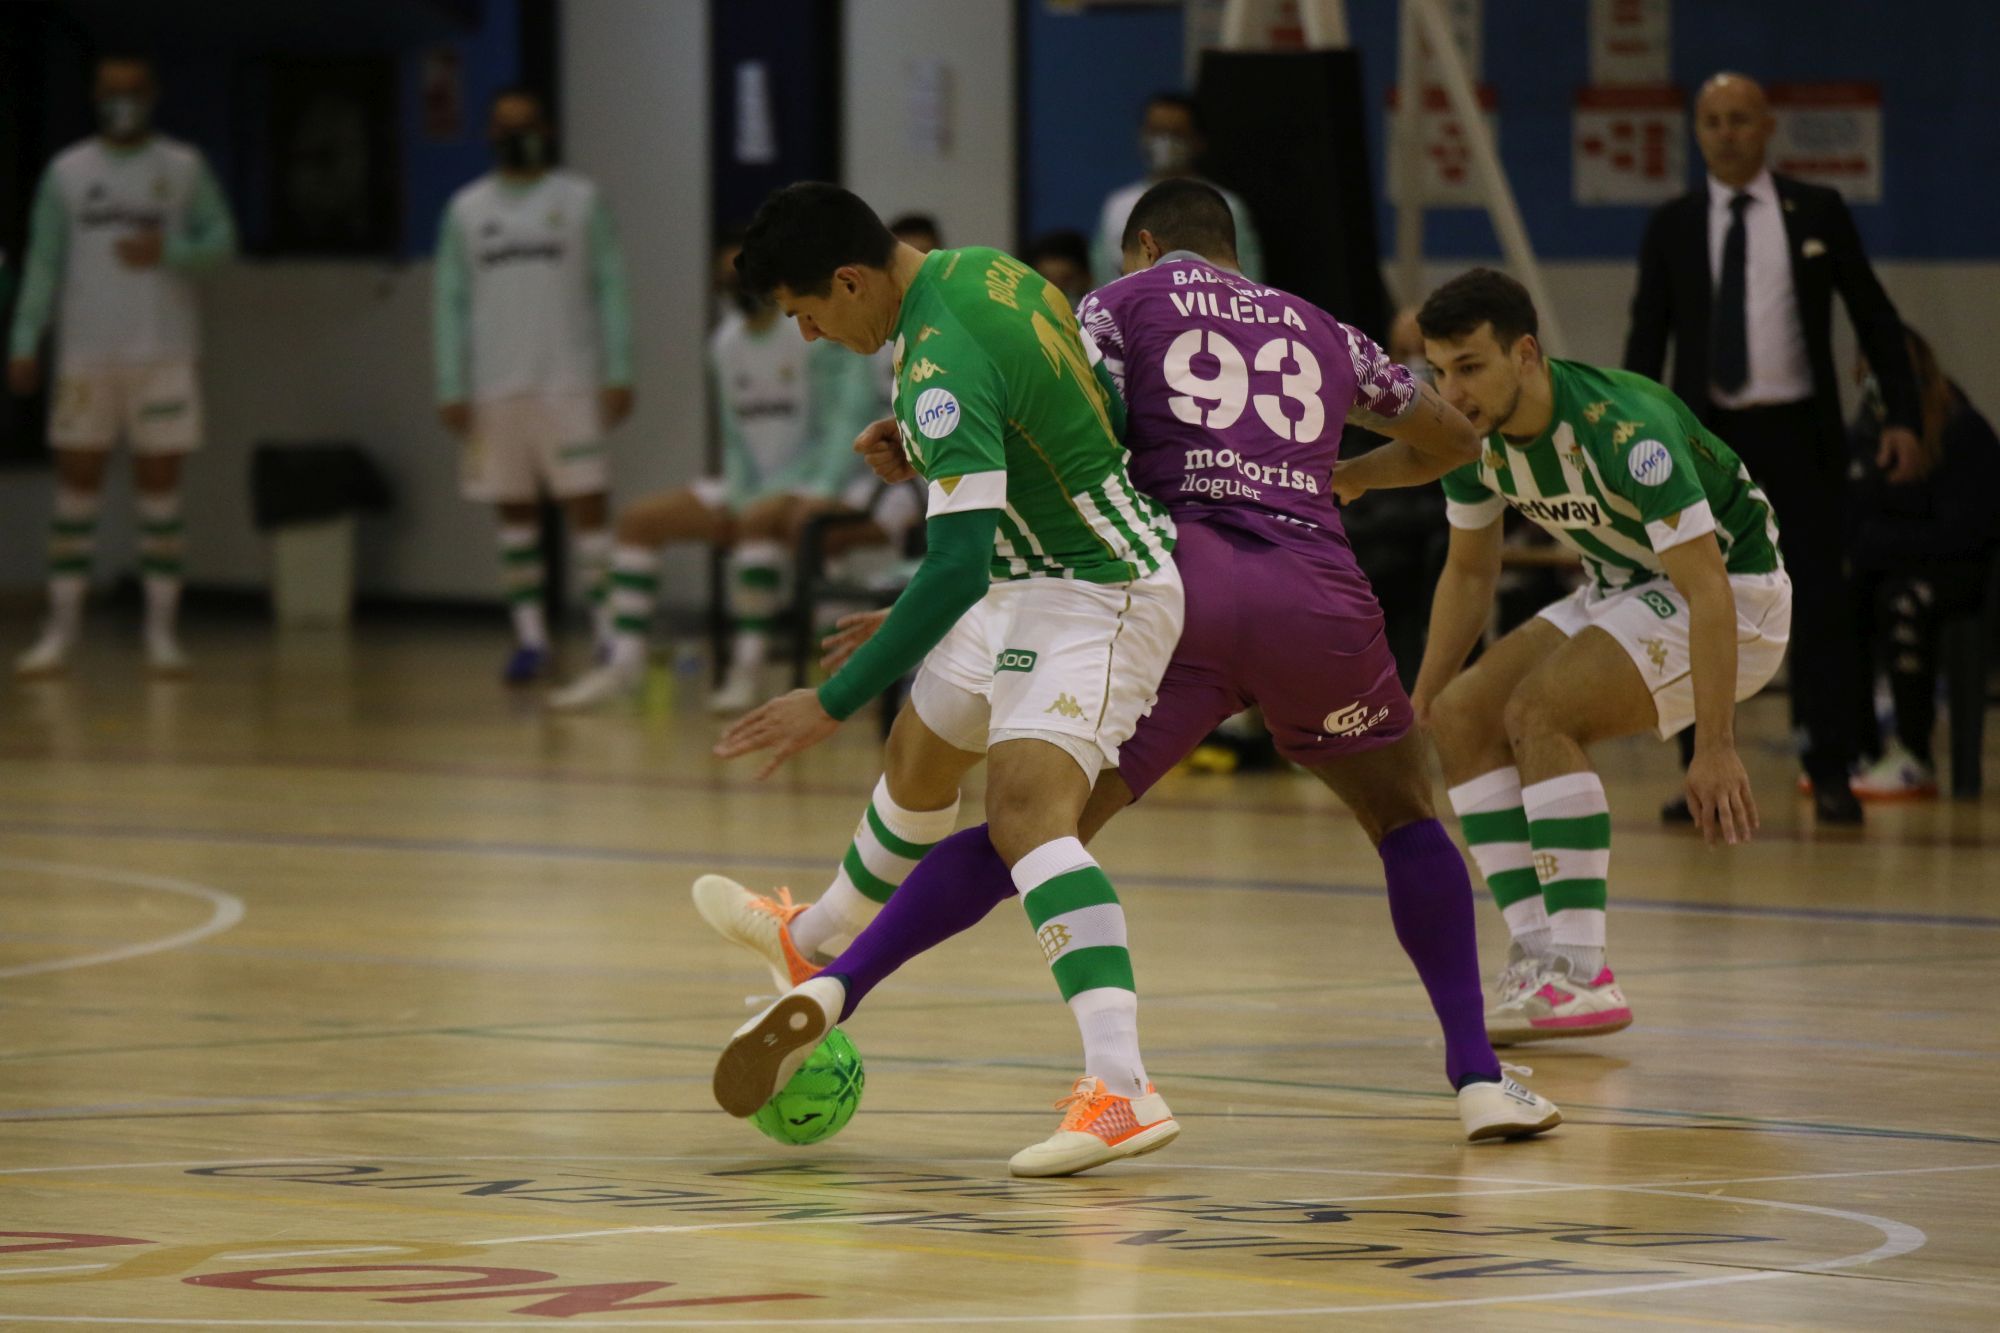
1331, 381, 1478, 502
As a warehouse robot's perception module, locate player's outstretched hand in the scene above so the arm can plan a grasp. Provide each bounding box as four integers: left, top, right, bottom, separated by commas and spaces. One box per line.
854, 417, 916, 483
714, 688, 841, 780
820, 609, 891, 672
1686, 745, 1758, 848
1329, 459, 1368, 507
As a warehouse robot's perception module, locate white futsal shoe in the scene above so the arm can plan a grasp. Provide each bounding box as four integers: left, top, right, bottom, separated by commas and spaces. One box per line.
15, 625, 73, 678
707, 662, 762, 715
1457, 1066, 1562, 1142
691, 874, 823, 991
145, 630, 190, 676
712, 976, 845, 1117
1008, 1076, 1180, 1178
549, 659, 643, 711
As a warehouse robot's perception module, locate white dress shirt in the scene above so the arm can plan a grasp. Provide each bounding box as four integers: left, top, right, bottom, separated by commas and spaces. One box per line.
1706, 169, 1812, 408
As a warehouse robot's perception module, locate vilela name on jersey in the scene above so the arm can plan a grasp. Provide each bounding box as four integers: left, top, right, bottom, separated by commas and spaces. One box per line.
1167, 268, 1320, 504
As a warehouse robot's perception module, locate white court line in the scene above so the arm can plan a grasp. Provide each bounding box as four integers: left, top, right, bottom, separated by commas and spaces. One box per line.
0, 856, 244, 979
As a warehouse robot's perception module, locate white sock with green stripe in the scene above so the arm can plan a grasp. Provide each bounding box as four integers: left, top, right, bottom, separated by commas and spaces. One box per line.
729, 539, 784, 671
604, 544, 657, 673
1447, 766, 1551, 960
499, 524, 547, 649
1521, 772, 1611, 979
1014, 836, 1148, 1098
574, 527, 613, 647
136, 491, 184, 640
47, 487, 100, 640
790, 776, 960, 958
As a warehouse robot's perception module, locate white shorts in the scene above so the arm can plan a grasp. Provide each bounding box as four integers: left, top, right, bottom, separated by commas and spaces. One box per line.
910, 560, 1185, 779
461, 394, 607, 503
50, 362, 202, 453
1537, 569, 1793, 739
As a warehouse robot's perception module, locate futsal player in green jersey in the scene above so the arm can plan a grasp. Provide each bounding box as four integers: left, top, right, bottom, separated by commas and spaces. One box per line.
708, 183, 1186, 1176
1334, 268, 1789, 1046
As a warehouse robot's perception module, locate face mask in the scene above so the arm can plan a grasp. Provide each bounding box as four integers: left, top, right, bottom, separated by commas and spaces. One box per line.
495, 130, 548, 171
98, 95, 149, 139
1143, 132, 1194, 176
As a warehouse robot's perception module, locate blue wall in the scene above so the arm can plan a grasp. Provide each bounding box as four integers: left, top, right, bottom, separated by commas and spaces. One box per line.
399, 0, 521, 257
1021, 0, 2000, 260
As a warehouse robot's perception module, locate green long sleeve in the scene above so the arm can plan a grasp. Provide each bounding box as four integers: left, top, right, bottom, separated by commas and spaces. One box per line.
8, 170, 66, 359
432, 206, 471, 405
588, 197, 633, 387
816, 507, 998, 720
163, 161, 237, 272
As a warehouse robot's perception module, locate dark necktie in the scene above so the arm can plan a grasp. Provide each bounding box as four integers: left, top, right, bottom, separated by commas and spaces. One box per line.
1711, 191, 1752, 393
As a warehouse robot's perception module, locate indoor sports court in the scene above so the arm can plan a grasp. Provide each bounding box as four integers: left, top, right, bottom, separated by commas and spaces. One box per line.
4, 1, 1997, 1329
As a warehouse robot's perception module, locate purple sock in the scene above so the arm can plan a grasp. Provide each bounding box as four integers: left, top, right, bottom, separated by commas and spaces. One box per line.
821, 824, 1016, 1021
1379, 818, 1502, 1088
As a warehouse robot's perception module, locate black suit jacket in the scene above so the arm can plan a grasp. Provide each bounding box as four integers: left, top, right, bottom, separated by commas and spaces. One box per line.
1623, 173, 1920, 470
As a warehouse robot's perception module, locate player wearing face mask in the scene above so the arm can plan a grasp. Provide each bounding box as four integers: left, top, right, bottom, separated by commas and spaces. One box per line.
433, 86, 633, 684
8, 54, 237, 678
1091, 92, 1263, 288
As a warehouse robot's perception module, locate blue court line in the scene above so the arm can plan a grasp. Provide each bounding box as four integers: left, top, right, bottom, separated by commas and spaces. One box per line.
4, 816, 1997, 931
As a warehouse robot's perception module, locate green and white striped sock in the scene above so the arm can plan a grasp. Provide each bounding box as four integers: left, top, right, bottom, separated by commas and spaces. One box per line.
136, 492, 184, 638
1014, 836, 1147, 1097
729, 539, 784, 670
575, 527, 613, 646
605, 544, 657, 672
1522, 771, 1611, 977
1447, 766, 1550, 958
47, 487, 100, 637
791, 776, 959, 957
498, 524, 547, 649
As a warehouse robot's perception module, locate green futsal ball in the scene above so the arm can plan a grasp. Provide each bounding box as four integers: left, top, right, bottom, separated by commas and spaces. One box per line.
749, 1027, 865, 1146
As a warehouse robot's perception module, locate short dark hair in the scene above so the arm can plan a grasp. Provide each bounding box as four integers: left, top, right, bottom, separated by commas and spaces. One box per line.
738, 182, 898, 299
1145, 90, 1201, 131
887, 212, 941, 242
1417, 267, 1540, 349
1026, 229, 1090, 270
1121, 179, 1236, 260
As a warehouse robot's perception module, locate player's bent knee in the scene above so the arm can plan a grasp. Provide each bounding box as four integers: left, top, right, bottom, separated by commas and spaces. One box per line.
1500, 683, 1566, 745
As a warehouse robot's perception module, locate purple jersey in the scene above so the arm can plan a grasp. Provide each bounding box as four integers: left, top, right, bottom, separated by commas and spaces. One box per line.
1077, 255, 1417, 551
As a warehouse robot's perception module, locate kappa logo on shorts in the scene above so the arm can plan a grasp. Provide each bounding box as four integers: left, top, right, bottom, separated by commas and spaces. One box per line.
995, 648, 1038, 673
1638, 636, 1670, 673
1037, 923, 1072, 960
1044, 693, 1085, 720
1322, 701, 1391, 737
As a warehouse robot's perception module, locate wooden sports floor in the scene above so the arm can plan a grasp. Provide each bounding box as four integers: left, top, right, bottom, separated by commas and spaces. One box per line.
4, 617, 1997, 1329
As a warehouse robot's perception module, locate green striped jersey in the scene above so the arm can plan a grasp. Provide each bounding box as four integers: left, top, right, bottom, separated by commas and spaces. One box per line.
890, 246, 1174, 585
1440, 359, 1782, 593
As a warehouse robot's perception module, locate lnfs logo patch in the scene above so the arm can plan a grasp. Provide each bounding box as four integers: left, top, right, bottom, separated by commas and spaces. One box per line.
913, 388, 961, 440
1628, 438, 1674, 486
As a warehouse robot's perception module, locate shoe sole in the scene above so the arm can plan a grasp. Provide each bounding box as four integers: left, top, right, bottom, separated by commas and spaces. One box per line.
1009, 1119, 1181, 1179
1489, 1013, 1634, 1047
1466, 1106, 1563, 1142
713, 993, 829, 1118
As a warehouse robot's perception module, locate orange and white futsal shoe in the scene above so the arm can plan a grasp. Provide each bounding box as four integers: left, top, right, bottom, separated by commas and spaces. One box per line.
1008, 1076, 1180, 1178
1487, 957, 1633, 1046
691, 875, 823, 991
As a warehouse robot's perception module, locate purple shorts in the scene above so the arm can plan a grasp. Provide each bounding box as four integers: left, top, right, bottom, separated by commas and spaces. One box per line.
1117, 518, 1415, 798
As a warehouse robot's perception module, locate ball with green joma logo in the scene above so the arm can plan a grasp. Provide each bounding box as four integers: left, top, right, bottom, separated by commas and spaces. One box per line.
747, 1027, 865, 1146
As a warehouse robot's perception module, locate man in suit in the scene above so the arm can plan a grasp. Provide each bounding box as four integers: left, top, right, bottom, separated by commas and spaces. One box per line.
1625, 72, 1923, 825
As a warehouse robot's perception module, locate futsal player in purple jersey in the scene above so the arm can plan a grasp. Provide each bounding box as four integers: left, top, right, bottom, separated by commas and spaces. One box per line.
726, 182, 1561, 1142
